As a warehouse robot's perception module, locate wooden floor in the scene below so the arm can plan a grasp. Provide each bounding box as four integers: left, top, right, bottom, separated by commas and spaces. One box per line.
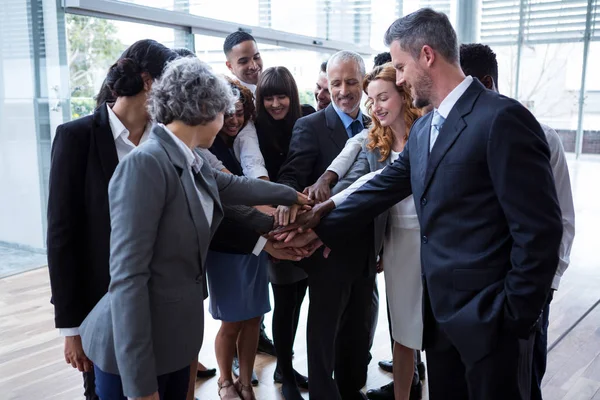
1, 156, 599, 400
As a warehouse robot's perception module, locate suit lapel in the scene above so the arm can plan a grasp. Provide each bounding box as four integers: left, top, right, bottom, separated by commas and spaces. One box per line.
153, 126, 209, 268
324, 104, 349, 151
93, 104, 119, 184
194, 151, 223, 234
422, 81, 484, 191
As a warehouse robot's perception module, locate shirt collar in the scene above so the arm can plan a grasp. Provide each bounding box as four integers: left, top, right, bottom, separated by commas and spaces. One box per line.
157, 123, 204, 173
435, 76, 473, 119
238, 79, 257, 95
332, 101, 364, 130
106, 104, 152, 142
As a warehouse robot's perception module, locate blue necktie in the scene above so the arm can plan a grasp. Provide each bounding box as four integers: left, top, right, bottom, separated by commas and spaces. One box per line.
350, 119, 363, 137
429, 111, 446, 152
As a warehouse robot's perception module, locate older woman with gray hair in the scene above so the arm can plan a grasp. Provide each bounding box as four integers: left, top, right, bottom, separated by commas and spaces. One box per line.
78, 57, 311, 400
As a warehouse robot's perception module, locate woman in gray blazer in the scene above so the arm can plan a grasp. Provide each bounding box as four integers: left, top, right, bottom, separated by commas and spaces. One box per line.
79, 57, 310, 400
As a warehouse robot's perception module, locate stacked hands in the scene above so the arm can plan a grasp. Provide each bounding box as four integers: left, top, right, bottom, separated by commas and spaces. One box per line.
261, 178, 336, 262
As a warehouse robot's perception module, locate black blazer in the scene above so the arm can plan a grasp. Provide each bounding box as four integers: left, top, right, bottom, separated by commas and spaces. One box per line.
277, 104, 370, 191
276, 103, 373, 279
315, 80, 563, 363
256, 104, 315, 180
46, 105, 271, 329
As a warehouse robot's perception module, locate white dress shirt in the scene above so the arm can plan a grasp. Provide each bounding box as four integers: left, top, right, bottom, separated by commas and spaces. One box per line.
541, 123, 575, 289
107, 104, 152, 161
327, 130, 368, 178
430, 76, 473, 150
234, 120, 269, 179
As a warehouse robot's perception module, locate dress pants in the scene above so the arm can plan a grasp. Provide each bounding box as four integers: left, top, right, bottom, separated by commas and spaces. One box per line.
531, 291, 553, 400
94, 365, 190, 400
306, 267, 375, 400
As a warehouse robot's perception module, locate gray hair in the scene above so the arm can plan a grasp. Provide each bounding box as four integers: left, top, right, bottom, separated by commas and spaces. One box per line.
384, 8, 459, 64
327, 50, 366, 78
148, 57, 237, 126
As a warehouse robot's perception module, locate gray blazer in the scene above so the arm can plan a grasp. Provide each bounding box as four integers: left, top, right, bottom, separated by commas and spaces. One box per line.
80, 125, 297, 397
333, 142, 393, 260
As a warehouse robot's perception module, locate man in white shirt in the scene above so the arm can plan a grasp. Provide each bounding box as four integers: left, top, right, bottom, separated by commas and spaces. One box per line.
459, 42, 575, 400
224, 31, 263, 94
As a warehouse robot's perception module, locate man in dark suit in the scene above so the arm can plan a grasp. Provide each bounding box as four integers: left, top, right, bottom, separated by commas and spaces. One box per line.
276, 50, 374, 400
274, 8, 563, 400
47, 103, 302, 399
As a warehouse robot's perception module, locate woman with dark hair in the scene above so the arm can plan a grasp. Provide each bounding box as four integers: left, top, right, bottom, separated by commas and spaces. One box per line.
205, 76, 300, 400
47, 39, 177, 400
254, 66, 314, 400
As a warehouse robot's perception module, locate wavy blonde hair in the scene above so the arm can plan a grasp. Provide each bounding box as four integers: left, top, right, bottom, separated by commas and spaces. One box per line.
364, 63, 422, 161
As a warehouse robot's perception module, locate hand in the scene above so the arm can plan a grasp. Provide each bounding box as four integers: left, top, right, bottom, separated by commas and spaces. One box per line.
376, 256, 383, 274
264, 240, 307, 261
273, 204, 312, 227
296, 191, 314, 206
303, 171, 338, 203
273, 230, 331, 258
64, 335, 92, 372
254, 205, 276, 216
271, 199, 335, 235
128, 392, 159, 400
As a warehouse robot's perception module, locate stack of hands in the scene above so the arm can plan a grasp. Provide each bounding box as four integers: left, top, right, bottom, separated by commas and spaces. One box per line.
261, 179, 337, 262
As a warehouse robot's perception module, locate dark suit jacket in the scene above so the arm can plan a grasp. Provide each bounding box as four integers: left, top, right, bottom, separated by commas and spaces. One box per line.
46, 104, 274, 329
277, 104, 374, 279
277, 104, 370, 191
315, 80, 563, 363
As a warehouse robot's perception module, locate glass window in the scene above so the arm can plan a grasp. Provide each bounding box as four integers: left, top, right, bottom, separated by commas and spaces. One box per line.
581, 42, 600, 155
517, 42, 583, 153
66, 15, 184, 119
195, 33, 333, 109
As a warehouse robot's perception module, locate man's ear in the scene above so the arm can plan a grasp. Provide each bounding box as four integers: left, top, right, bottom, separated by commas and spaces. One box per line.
421, 45, 435, 67
481, 75, 495, 91
225, 60, 233, 73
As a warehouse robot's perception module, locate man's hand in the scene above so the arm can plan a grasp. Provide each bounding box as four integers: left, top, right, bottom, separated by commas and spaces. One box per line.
272, 230, 331, 258
304, 171, 338, 203
64, 335, 92, 372
128, 392, 159, 400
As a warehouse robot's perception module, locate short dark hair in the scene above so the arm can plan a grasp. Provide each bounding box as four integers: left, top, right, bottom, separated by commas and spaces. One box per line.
223, 31, 256, 55
459, 43, 499, 90
384, 8, 458, 64
373, 52, 391, 67
105, 39, 177, 98
172, 47, 195, 58
320, 61, 328, 73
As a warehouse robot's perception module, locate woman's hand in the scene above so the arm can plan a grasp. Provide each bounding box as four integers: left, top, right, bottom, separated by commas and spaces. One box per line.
272, 199, 335, 234
296, 191, 314, 206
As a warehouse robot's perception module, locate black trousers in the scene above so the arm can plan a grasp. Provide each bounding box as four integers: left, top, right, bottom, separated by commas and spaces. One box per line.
306, 270, 375, 400
272, 279, 308, 384
83, 370, 99, 400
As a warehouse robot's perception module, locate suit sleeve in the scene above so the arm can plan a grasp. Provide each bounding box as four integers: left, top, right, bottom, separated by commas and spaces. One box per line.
315, 141, 412, 250
209, 204, 275, 254
331, 148, 370, 195
212, 169, 297, 206
107, 151, 165, 397
46, 124, 87, 329
487, 104, 563, 337
277, 118, 320, 191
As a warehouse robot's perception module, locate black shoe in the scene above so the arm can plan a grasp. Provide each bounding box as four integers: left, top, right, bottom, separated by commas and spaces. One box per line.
366, 381, 422, 400
366, 382, 394, 400
257, 331, 277, 356
378, 360, 393, 373
273, 368, 309, 390
196, 367, 216, 379
232, 356, 259, 386
417, 361, 426, 380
